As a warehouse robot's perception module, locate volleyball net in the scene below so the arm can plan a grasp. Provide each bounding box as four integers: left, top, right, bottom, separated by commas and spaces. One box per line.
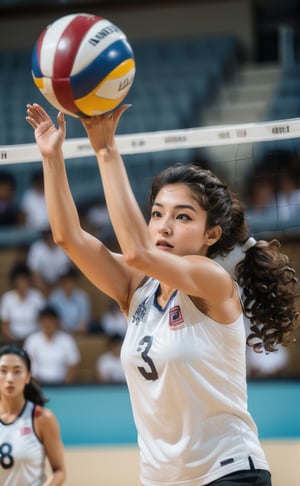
1, 116, 300, 245
0, 116, 299, 163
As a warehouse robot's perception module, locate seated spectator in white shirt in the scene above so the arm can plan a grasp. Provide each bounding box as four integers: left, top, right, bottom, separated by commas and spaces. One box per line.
0, 262, 45, 341
0, 171, 22, 227
96, 333, 126, 384
24, 304, 80, 385
100, 301, 127, 337
48, 267, 91, 334
27, 226, 71, 296
19, 169, 49, 230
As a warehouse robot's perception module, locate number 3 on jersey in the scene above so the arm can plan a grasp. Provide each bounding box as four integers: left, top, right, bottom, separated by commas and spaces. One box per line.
137, 335, 158, 381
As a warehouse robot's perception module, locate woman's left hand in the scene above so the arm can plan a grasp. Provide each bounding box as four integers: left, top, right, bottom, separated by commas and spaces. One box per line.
26, 103, 66, 157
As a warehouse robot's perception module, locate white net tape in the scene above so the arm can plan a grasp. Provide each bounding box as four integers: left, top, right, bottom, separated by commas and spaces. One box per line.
1, 117, 300, 165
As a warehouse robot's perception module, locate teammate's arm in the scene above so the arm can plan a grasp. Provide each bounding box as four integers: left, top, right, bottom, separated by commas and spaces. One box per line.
35, 407, 66, 486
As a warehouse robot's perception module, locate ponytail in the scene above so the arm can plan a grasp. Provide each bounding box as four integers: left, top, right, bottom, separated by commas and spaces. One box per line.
24, 378, 48, 406
236, 239, 300, 353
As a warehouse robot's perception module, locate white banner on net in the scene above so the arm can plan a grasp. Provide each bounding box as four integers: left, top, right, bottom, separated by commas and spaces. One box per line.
1, 117, 300, 165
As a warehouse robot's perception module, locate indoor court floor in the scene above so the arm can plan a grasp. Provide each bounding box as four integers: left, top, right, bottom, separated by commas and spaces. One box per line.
49, 441, 300, 486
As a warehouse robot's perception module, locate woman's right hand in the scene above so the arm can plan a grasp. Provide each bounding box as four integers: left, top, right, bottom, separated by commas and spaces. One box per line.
80, 104, 130, 156
26, 103, 66, 157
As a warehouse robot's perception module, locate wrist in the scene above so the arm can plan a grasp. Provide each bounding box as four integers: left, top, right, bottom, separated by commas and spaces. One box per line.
43, 149, 64, 164
96, 144, 119, 162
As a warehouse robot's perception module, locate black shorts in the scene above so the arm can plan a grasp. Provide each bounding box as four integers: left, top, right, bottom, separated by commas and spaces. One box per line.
206, 457, 272, 485
206, 469, 271, 485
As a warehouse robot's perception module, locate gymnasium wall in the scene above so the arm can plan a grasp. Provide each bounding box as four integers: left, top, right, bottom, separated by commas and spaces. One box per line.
44, 381, 300, 446
0, 1, 254, 58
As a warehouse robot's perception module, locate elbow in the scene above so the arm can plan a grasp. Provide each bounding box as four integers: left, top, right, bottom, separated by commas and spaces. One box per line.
123, 249, 139, 268
123, 247, 148, 270
52, 231, 68, 250
52, 232, 76, 258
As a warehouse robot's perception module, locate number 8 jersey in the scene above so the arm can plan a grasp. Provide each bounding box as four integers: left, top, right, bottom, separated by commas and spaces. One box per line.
0, 401, 46, 486
121, 278, 270, 486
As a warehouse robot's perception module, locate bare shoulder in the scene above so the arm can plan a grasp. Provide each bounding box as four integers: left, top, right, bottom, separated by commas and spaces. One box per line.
34, 405, 55, 420
34, 405, 60, 440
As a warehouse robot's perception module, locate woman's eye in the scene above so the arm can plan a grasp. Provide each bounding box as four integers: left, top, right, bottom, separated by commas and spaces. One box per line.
177, 213, 190, 220
151, 211, 161, 218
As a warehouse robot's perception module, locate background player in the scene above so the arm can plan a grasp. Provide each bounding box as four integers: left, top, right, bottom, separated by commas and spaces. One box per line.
0, 344, 66, 485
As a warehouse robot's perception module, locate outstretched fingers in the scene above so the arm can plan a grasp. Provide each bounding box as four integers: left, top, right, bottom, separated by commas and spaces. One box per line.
26, 103, 47, 128
56, 111, 65, 131
26, 103, 57, 126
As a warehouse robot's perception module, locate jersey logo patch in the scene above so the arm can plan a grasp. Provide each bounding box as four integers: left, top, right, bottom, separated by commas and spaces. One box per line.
131, 298, 148, 326
169, 305, 185, 330
20, 426, 32, 436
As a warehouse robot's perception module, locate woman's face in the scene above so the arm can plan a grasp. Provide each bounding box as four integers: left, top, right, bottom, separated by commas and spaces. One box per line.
13, 274, 30, 294
148, 183, 214, 257
0, 354, 30, 399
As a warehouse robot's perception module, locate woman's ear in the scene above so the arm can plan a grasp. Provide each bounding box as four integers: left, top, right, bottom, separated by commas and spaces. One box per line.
205, 226, 222, 246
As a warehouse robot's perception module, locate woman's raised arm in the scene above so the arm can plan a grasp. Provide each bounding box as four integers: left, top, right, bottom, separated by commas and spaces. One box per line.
26, 104, 139, 311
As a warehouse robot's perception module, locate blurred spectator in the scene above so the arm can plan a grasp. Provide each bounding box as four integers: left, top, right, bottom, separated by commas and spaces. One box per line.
246, 345, 290, 379
245, 167, 276, 216
100, 301, 127, 337
96, 333, 126, 383
48, 266, 92, 334
26, 226, 71, 296
0, 171, 21, 226
0, 262, 45, 341
81, 196, 111, 236
24, 304, 80, 385
276, 170, 300, 222
244, 165, 278, 234
246, 149, 300, 231
19, 168, 49, 230
244, 316, 290, 379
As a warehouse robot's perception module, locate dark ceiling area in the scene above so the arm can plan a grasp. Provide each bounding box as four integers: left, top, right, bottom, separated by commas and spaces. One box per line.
0, 0, 195, 15
0, 0, 235, 16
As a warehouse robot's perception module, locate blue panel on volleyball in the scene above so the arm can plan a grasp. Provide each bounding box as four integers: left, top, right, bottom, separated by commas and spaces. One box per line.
71, 39, 134, 99
31, 44, 43, 78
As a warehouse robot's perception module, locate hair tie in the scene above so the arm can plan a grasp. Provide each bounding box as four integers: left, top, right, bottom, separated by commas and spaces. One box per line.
242, 236, 257, 252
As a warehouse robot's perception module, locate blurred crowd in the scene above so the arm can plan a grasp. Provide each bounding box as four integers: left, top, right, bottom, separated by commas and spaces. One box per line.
0, 167, 126, 386
0, 153, 300, 387
245, 148, 300, 232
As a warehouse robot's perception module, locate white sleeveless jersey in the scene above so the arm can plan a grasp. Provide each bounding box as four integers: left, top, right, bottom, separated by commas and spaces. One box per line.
0, 401, 46, 486
121, 278, 270, 486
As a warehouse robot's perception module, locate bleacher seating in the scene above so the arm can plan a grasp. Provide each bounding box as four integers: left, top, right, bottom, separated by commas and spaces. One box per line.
258, 65, 300, 156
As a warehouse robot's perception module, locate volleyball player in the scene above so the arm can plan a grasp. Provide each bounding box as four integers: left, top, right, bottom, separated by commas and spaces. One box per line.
0, 344, 66, 485
26, 103, 299, 485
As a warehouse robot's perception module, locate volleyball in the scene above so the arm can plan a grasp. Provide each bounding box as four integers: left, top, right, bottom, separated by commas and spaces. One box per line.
31, 13, 135, 117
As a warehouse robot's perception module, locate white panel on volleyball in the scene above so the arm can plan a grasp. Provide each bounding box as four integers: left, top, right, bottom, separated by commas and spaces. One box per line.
96, 68, 135, 100
40, 14, 79, 76
73, 18, 127, 74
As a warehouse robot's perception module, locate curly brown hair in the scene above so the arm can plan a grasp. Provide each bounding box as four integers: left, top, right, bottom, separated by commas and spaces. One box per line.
149, 163, 300, 353
236, 240, 300, 352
